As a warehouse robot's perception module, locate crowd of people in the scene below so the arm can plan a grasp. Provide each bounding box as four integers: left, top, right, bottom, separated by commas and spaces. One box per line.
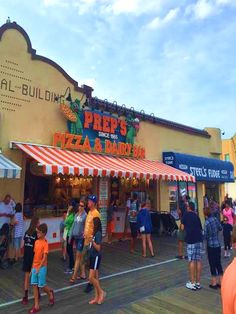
0, 192, 155, 313
175, 193, 236, 296
1, 191, 236, 313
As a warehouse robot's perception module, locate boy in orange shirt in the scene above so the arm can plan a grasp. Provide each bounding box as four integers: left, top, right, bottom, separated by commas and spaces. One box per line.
84, 195, 101, 294
29, 223, 54, 314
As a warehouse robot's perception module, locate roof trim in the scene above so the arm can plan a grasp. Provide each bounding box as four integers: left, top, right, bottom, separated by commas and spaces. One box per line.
90, 97, 211, 138
0, 22, 93, 96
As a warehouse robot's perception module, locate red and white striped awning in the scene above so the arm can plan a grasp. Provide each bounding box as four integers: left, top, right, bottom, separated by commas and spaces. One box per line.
14, 143, 195, 182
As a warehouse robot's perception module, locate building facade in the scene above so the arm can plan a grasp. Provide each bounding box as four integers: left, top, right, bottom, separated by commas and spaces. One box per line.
0, 22, 234, 245
222, 134, 236, 200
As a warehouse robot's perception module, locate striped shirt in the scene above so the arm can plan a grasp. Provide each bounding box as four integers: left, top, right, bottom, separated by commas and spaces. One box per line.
14, 212, 24, 238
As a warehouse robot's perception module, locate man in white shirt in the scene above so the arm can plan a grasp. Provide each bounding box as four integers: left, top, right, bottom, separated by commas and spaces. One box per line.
0, 194, 15, 229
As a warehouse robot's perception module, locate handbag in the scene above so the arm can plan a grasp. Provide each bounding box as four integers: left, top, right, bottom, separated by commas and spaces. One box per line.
140, 226, 145, 232
139, 210, 148, 233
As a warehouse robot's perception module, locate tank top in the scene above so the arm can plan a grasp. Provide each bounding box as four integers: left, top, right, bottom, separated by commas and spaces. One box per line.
223, 208, 234, 226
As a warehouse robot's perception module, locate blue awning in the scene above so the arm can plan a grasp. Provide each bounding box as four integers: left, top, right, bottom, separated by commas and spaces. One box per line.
163, 152, 234, 183
0, 153, 21, 179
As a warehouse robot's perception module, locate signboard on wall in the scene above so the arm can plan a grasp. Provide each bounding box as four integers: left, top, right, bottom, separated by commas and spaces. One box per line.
99, 177, 109, 236
57, 98, 146, 159
163, 151, 234, 183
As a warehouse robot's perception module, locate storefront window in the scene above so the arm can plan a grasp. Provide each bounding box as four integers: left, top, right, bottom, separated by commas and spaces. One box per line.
168, 182, 178, 211
168, 182, 198, 212
179, 182, 187, 198
224, 154, 230, 161
24, 159, 96, 218
188, 182, 198, 211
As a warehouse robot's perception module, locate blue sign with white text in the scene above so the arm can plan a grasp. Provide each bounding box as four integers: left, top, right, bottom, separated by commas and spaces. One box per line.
163, 152, 234, 183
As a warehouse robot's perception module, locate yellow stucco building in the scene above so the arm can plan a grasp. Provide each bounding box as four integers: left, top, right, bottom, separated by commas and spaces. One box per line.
0, 21, 234, 244
222, 134, 236, 200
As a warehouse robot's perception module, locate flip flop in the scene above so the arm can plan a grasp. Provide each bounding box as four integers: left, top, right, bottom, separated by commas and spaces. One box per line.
49, 290, 55, 306
28, 307, 41, 314
77, 276, 86, 280
69, 277, 76, 284
89, 299, 98, 304
97, 291, 107, 305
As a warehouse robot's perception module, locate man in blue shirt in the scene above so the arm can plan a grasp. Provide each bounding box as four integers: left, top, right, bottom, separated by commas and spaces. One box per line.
182, 202, 203, 291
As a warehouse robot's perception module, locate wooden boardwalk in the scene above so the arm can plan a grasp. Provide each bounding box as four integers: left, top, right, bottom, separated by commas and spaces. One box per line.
0, 235, 229, 313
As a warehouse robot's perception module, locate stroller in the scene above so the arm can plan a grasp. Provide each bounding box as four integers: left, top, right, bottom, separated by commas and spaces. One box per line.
160, 212, 178, 236
0, 223, 10, 269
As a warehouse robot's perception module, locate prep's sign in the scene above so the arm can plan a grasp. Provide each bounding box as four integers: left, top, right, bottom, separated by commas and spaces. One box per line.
58, 101, 145, 158
83, 110, 127, 143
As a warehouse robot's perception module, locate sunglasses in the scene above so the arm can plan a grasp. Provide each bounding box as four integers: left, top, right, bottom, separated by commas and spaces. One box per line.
79, 204, 85, 207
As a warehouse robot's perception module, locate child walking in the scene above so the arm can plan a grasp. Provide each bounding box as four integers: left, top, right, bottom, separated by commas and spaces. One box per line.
29, 223, 54, 313
222, 216, 233, 258
88, 217, 106, 305
22, 216, 39, 305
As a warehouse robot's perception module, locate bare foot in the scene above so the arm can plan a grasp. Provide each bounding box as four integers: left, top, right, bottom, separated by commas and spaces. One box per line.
89, 298, 98, 304
98, 291, 107, 305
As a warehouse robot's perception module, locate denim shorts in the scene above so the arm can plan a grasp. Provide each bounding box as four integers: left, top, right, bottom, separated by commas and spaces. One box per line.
31, 266, 47, 288
75, 238, 84, 252
13, 237, 22, 249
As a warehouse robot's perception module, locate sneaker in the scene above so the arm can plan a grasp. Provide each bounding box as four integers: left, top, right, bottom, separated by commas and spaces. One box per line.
84, 283, 93, 293
186, 281, 197, 291
64, 268, 73, 274
175, 255, 184, 259
209, 284, 218, 290
194, 282, 202, 290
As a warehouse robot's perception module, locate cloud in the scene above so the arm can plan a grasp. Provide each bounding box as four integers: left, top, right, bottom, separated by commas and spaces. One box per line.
105, 0, 168, 15
146, 8, 179, 30
216, 0, 236, 5
42, 0, 69, 7
185, 0, 236, 20
185, 0, 216, 20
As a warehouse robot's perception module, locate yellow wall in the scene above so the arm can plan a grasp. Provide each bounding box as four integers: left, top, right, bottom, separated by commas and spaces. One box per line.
0, 24, 225, 213
0, 25, 85, 203
222, 135, 236, 199
136, 122, 221, 161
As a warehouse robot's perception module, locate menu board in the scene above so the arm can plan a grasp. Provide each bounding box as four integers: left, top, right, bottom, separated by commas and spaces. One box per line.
99, 177, 109, 236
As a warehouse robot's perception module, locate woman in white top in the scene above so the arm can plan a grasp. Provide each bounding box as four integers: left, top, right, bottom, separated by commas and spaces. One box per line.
13, 203, 24, 262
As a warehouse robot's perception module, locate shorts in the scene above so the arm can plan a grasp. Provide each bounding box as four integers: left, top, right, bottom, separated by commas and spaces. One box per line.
107, 220, 115, 233
130, 222, 138, 238
75, 238, 84, 252
177, 230, 185, 242
140, 230, 151, 235
31, 266, 47, 288
187, 242, 203, 262
13, 237, 22, 249
22, 252, 34, 272
89, 256, 101, 270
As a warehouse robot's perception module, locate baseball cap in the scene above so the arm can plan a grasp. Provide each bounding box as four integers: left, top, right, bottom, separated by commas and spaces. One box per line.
88, 195, 97, 203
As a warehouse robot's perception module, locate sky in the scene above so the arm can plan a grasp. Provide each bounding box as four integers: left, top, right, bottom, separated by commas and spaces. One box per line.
1, 0, 236, 138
